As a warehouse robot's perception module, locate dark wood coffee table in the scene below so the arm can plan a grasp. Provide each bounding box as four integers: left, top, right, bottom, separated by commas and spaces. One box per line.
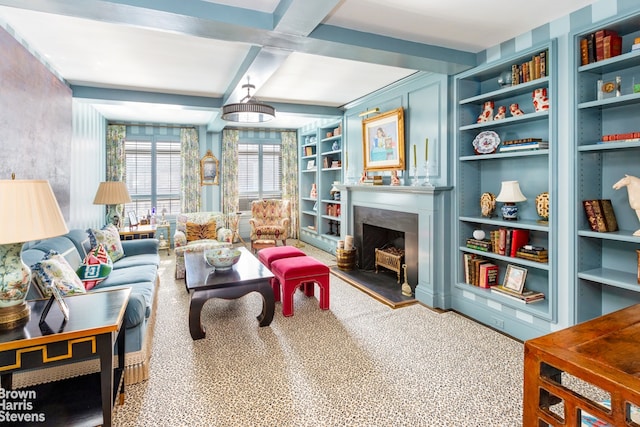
184, 246, 275, 340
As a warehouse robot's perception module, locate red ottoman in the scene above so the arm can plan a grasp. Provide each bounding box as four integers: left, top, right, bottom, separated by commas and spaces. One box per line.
270, 256, 330, 317
258, 245, 306, 268
257, 246, 306, 301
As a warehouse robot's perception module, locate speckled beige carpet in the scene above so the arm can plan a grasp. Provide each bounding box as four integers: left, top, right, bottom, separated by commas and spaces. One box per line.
113, 242, 525, 426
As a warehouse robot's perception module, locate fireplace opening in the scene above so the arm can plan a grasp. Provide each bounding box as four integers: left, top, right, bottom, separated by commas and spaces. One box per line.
362, 224, 405, 272
332, 206, 419, 306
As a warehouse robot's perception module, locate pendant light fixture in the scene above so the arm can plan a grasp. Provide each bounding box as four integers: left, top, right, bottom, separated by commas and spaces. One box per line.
222, 76, 275, 123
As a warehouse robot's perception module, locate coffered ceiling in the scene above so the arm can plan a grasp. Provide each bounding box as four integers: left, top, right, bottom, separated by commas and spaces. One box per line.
0, 0, 597, 129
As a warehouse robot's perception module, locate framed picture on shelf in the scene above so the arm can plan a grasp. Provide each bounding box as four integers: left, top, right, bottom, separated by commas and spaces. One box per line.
307, 160, 315, 170
362, 107, 405, 172
128, 211, 139, 228
200, 150, 219, 185
503, 265, 527, 294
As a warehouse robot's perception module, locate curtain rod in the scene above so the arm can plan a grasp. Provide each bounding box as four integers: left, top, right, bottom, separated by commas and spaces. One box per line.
107, 122, 196, 129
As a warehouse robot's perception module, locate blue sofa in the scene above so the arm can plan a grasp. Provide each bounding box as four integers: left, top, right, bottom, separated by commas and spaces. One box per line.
19, 228, 160, 385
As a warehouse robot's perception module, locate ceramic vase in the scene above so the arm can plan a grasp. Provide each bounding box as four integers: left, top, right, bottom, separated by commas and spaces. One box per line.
310, 183, 317, 199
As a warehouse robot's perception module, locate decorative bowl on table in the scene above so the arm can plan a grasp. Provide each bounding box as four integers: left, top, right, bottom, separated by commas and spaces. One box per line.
203, 248, 242, 271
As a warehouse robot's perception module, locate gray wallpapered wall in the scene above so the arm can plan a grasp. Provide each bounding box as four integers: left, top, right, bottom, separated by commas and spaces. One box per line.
0, 26, 72, 219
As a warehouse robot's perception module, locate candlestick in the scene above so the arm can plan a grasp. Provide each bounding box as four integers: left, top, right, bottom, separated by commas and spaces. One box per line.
425, 138, 429, 161
413, 144, 417, 168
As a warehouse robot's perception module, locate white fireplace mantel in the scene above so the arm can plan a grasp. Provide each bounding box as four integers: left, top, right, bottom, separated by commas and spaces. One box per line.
337, 184, 453, 309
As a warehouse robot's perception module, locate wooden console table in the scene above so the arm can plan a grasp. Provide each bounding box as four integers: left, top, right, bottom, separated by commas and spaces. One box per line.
523, 304, 640, 426
0, 288, 130, 427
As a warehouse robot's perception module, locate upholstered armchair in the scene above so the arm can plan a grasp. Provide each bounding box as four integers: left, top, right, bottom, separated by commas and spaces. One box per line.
249, 199, 290, 250
173, 212, 232, 279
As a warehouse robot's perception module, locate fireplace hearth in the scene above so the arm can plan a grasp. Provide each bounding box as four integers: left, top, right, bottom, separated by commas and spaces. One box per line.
341, 206, 419, 305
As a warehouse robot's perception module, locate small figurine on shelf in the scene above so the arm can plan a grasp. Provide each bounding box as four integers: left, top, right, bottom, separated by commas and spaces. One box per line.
613, 174, 640, 236
510, 103, 525, 116
532, 88, 549, 112
477, 100, 494, 123
391, 170, 400, 186
359, 171, 367, 184
310, 183, 317, 199
494, 105, 507, 120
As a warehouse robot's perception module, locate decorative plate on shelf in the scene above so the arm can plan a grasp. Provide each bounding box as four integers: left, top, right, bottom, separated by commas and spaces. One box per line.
472, 131, 500, 154
480, 192, 497, 217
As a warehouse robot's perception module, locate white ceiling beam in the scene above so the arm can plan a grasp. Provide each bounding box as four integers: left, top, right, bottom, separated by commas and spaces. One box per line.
0, 0, 476, 73
273, 0, 341, 36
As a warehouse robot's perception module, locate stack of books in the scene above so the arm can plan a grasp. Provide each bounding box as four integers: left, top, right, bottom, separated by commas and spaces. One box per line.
500, 138, 549, 152
361, 176, 383, 186
515, 245, 548, 263
491, 285, 545, 303
466, 238, 492, 252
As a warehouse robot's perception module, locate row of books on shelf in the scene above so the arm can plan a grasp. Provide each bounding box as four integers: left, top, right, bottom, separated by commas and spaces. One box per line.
510, 50, 547, 85
580, 29, 622, 66
499, 138, 548, 152
461, 254, 545, 303
463, 254, 545, 303
466, 229, 548, 263
463, 254, 499, 288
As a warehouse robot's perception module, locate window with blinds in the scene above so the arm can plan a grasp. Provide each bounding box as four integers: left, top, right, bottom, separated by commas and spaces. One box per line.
125, 139, 181, 219
238, 142, 282, 211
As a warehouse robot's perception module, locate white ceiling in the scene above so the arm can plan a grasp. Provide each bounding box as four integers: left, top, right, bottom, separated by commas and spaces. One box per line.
0, 0, 598, 129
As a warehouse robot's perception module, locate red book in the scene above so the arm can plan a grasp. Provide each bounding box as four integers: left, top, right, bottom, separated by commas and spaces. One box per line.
479, 263, 499, 289
498, 228, 507, 256
603, 34, 622, 58
510, 229, 530, 257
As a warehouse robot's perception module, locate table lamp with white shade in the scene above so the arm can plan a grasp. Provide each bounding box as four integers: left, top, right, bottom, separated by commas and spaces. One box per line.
496, 180, 527, 220
93, 181, 132, 229
0, 178, 69, 328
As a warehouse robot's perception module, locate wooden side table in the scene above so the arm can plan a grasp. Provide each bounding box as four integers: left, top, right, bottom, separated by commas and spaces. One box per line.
118, 224, 156, 241
0, 288, 130, 427
523, 304, 640, 426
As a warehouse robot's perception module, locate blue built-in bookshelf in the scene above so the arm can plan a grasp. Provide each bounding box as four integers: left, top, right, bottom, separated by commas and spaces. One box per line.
572, 10, 640, 325
452, 41, 557, 341
299, 120, 343, 253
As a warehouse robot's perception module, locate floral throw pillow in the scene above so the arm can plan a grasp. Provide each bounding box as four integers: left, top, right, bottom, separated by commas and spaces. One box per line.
76, 244, 113, 291
32, 250, 86, 297
87, 224, 124, 262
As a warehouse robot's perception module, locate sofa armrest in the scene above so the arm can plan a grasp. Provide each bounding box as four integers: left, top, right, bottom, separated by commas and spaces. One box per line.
121, 238, 159, 256
174, 230, 187, 247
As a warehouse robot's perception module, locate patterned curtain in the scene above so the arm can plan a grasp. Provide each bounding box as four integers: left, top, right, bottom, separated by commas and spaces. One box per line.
105, 125, 126, 225
281, 131, 299, 239
106, 124, 126, 181
221, 129, 239, 224
180, 127, 200, 213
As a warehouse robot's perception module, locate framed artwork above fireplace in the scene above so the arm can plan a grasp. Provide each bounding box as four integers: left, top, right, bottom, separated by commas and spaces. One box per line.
362, 107, 405, 172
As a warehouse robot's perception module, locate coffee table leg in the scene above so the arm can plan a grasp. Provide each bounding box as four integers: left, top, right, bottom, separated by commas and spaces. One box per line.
189, 293, 208, 340
256, 282, 275, 326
